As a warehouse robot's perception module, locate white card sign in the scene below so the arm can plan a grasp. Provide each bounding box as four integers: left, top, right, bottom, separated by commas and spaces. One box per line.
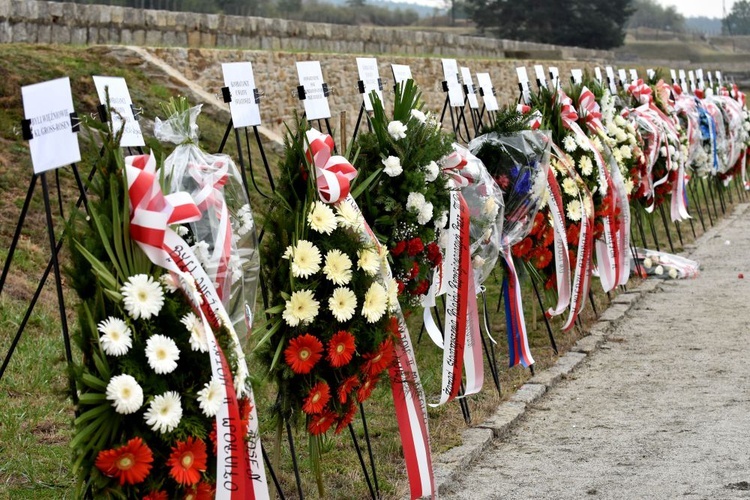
549, 66, 560, 89
594, 67, 603, 83
22, 77, 81, 174
629, 69, 639, 84
93, 76, 145, 148
356, 57, 382, 112
688, 70, 697, 93
646, 68, 655, 80
476, 72, 498, 112
606, 66, 618, 94
460, 67, 479, 109
296, 60, 331, 121
679, 69, 687, 90
706, 71, 714, 88
618, 69, 628, 87
391, 64, 413, 84
670, 69, 678, 84
221, 62, 261, 128
516, 67, 532, 104
441, 59, 463, 107
533, 65, 548, 90
716, 71, 723, 86
696, 68, 705, 90
571, 69, 583, 85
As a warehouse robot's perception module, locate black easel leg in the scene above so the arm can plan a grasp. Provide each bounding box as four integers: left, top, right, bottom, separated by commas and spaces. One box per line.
0, 175, 37, 295
261, 443, 287, 500
323, 118, 336, 153
530, 278, 558, 355
358, 404, 380, 499
715, 178, 727, 214
233, 127, 252, 197
704, 177, 718, 223
348, 424, 377, 499
55, 168, 65, 219
458, 383, 471, 425
478, 316, 502, 395
242, 127, 271, 199
588, 288, 598, 318
647, 211, 661, 252
40, 173, 77, 405
70, 164, 90, 215
285, 419, 305, 500
634, 208, 649, 250
218, 119, 233, 154
690, 181, 707, 232
658, 204, 675, 253
351, 103, 366, 146
674, 219, 684, 246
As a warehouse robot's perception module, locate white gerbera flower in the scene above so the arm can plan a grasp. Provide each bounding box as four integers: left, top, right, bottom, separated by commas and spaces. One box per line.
579, 156, 594, 177
181, 312, 208, 352
357, 248, 381, 276
563, 135, 577, 152
386, 278, 399, 312
410, 109, 427, 123
283, 240, 322, 279
619, 144, 632, 160
417, 202, 434, 225
145, 334, 180, 374
382, 156, 403, 177
336, 202, 364, 231
197, 378, 223, 418
282, 289, 320, 327
406, 192, 426, 212
387, 120, 408, 140
98, 317, 132, 357
105, 374, 143, 415
323, 249, 353, 285
625, 178, 635, 194
562, 178, 579, 196
424, 161, 439, 182
308, 201, 337, 235
121, 274, 165, 320
144, 391, 182, 434
361, 282, 388, 323
328, 287, 357, 322
566, 199, 583, 222
575, 134, 590, 151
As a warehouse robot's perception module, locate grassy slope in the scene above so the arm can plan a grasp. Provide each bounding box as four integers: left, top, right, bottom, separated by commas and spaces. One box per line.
0, 43, 727, 499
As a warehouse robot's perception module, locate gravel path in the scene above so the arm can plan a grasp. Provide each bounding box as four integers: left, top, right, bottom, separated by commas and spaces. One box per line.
443, 204, 750, 500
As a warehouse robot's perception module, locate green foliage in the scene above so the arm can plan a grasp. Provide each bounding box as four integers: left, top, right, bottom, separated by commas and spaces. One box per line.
628, 0, 685, 32
723, 0, 750, 35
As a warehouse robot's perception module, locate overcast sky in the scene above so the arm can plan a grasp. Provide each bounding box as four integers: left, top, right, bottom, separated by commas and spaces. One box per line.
656, 0, 734, 19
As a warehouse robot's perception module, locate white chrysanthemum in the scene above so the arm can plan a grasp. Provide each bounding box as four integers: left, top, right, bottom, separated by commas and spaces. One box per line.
563, 135, 577, 153
283, 240, 322, 279
484, 197, 499, 219
619, 144, 632, 160
323, 249, 353, 286
181, 312, 208, 352
144, 391, 183, 434
654, 265, 664, 276
106, 374, 143, 415
192, 241, 210, 269
308, 201, 337, 235
410, 108, 427, 123
614, 115, 626, 127
382, 156, 403, 177
386, 278, 399, 312
282, 289, 320, 327
562, 178, 579, 196
417, 202, 434, 225
424, 161, 439, 183
591, 136, 603, 152
121, 274, 165, 320
336, 202, 364, 231
230, 254, 243, 283
361, 282, 388, 323
566, 199, 583, 222
539, 187, 550, 209
613, 149, 623, 164
160, 274, 179, 293
236, 203, 255, 236
328, 287, 357, 322
357, 248, 381, 276
435, 211, 448, 229
660, 146, 668, 157
406, 192, 426, 212
145, 334, 180, 374
575, 134, 590, 151
388, 120, 408, 140
197, 378, 223, 418
625, 178, 635, 194
98, 317, 132, 357
174, 225, 189, 237
579, 156, 594, 177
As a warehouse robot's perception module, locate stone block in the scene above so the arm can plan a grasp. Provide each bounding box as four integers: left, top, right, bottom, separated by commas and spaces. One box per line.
120, 28, 132, 44
162, 31, 179, 47
37, 24, 51, 44
598, 303, 630, 324
110, 6, 124, 25
434, 427, 494, 495
47, 1, 63, 19
12, 22, 29, 42
51, 24, 70, 44
200, 31, 216, 47
132, 29, 146, 46
145, 30, 162, 46
476, 401, 526, 438
124, 7, 144, 28
509, 383, 547, 405
71, 27, 87, 45
96, 5, 111, 24
187, 30, 201, 48
531, 352, 586, 388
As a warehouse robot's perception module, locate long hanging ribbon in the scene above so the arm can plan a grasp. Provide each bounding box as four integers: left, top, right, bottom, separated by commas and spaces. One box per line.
544, 168, 571, 317
501, 243, 534, 368
125, 153, 268, 500
306, 132, 435, 500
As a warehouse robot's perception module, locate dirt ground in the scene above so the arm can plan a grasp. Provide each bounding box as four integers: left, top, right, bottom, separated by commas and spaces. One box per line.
443, 203, 750, 499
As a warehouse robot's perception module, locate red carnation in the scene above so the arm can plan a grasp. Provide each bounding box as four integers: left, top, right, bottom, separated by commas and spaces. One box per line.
411, 279, 430, 296
408, 261, 420, 279
308, 410, 337, 435
167, 437, 208, 486
302, 381, 331, 415
391, 240, 407, 257
406, 237, 424, 256
327, 330, 356, 368
397, 280, 406, 294
566, 222, 580, 244
95, 437, 153, 486
284, 333, 324, 374
426, 242, 442, 266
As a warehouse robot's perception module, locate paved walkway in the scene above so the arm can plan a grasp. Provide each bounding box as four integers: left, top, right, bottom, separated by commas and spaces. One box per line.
443, 204, 750, 499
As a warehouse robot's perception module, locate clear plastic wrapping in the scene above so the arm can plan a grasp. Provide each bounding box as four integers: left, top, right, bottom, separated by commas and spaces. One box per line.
630, 247, 700, 279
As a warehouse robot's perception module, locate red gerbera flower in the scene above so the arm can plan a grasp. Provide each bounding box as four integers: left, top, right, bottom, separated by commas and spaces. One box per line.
308, 410, 337, 435
143, 491, 168, 500
184, 481, 214, 500
530, 247, 553, 270
95, 437, 153, 486
338, 375, 360, 403
531, 211, 545, 236
362, 338, 394, 377
335, 402, 358, 434
167, 437, 208, 486
406, 237, 424, 256
327, 330, 356, 368
302, 381, 331, 414
284, 333, 324, 374
357, 374, 379, 403
386, 316, 400, 336
511, 237, 533, 258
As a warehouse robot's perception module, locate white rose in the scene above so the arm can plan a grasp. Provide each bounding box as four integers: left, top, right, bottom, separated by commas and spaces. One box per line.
654, 265, 664, 276
668, 267, 678, 279
387, 120, 408, 140
382, 156, 403, 177
410, 109, 427, 124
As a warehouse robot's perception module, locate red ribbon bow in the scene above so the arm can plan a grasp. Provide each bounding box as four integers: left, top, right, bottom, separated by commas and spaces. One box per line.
577, 86, 603, 134
628, 79, 653, 105
305, 129, 357, 204
440, 149, 472, 187
558, 90, 579, 130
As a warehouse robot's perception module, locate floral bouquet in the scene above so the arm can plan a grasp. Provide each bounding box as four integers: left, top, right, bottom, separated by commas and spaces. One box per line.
67, 116, 266, 498
709, 89, 748, 182
630, 248, 700, 279
155, 97, 260, 347
352, 79, 454, 311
